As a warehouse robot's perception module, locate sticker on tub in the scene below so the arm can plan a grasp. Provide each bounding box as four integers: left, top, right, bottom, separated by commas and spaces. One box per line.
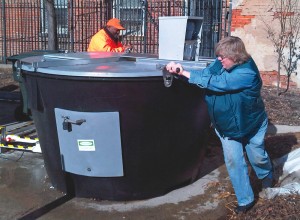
77, 140, 95, 151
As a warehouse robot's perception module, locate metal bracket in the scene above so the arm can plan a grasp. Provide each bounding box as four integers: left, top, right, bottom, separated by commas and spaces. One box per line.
156, 63, 180, 88
62, 116, 86, 132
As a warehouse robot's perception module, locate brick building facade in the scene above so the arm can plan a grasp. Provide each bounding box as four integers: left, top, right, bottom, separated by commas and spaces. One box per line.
231, 0, 300, 88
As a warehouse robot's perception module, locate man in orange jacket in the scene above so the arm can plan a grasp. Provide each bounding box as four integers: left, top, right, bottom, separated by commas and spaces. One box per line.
88, 18, 132, 52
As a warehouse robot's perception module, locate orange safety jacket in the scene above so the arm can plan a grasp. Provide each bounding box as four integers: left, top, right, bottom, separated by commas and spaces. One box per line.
87, 29, 125, 52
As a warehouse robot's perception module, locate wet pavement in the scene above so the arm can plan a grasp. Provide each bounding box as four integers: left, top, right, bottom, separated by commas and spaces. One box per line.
0, 98, 233, 220
0, 150, 231, 220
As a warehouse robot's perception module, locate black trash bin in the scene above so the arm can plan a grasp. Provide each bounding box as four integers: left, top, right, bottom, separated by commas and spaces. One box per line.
19, 52, 211, 200
7, 50, 65, 121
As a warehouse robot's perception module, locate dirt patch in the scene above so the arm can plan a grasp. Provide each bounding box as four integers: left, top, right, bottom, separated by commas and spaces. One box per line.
262, 86, 300, 126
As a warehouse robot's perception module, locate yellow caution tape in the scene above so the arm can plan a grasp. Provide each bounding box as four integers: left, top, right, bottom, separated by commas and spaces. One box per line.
5, 134, 38, 141
0, 143, 34, 151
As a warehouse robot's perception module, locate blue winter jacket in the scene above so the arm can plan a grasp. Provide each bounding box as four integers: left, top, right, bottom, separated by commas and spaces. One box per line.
189, 58, 267, 139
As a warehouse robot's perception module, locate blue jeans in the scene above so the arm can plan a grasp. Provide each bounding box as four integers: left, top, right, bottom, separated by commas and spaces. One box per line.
215, 118, 272, 206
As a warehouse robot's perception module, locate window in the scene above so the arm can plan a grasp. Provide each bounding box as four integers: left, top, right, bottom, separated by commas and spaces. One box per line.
41, 0, 68, 36
113, 0, 144, 36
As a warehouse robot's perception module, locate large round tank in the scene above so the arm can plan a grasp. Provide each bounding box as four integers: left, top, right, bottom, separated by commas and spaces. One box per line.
20, 52, 211, 200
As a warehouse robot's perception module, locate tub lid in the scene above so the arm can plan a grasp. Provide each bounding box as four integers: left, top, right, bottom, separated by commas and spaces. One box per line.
19, 52, 212, 78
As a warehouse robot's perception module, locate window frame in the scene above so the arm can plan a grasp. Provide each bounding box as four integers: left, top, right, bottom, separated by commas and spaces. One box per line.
113, 0, 144, 37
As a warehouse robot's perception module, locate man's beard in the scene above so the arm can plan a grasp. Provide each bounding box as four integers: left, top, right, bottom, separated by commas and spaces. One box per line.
113, 33, 119, 39
104, 27, 119, 44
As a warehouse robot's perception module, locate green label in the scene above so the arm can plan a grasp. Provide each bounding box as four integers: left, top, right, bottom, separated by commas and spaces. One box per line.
77, 140, 95, 151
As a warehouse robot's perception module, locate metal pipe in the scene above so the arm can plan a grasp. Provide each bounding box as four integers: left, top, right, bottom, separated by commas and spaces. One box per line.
142, 0, 147, 53
184, 0, 189, 16
70, 0, 74, 52
228, 0, 232, 36
1, 0, 7, 63
189, 0, 196, 16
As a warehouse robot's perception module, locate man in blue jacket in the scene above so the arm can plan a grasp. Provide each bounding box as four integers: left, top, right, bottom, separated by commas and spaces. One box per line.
166, 36, 273, 214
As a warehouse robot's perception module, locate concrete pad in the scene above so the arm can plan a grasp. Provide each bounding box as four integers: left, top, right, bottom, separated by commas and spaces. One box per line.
267, 124, 300, 134
0, 64, 11, 69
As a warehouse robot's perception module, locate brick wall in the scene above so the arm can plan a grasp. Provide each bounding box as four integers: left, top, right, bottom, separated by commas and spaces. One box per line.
231, 9, 255, 31
231, 7, 298, 88
260, 71, 297, 88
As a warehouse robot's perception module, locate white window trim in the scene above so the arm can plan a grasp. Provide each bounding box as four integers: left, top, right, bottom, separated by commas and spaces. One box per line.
41, 0, 68, 36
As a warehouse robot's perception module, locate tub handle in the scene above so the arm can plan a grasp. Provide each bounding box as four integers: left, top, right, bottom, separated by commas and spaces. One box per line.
62, 116, 86, 132
162, 68, 174, 88
157, 64, 180, 88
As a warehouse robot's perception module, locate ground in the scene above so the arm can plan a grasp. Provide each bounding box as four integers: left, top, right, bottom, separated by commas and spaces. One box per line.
1, 68, 300, 219
261, 86, 300, 126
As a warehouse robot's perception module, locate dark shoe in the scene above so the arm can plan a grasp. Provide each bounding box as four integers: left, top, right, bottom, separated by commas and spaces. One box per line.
234, 201, 255, 214
262, 171, 274, 189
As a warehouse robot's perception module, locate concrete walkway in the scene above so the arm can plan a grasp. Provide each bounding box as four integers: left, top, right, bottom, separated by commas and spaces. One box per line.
267, 124, 300, 135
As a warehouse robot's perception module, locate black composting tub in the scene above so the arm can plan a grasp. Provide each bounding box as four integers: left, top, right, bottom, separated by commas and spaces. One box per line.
19, 52, 211, 200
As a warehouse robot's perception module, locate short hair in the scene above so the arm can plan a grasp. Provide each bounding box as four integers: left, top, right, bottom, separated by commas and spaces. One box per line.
215, 36, 251, 64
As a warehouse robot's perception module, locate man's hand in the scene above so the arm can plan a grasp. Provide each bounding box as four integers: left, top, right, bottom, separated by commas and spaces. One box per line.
124, 44, 133, 53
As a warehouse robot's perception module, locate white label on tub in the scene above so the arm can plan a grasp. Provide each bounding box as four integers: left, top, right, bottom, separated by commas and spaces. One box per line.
77, 140, 96, 151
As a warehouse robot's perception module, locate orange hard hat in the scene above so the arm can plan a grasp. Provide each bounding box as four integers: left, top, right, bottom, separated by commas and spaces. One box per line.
106, 18, 125, 30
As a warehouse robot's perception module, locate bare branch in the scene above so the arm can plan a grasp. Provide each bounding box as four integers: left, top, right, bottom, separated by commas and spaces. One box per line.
262, 0, 300, 95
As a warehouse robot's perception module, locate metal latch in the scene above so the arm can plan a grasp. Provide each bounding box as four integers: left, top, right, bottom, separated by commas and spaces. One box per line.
156, 64, 180, 88
62, 116, 86, 132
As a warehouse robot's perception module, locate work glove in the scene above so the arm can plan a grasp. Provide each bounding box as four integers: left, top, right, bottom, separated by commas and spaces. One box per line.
208, 59, 222, 75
